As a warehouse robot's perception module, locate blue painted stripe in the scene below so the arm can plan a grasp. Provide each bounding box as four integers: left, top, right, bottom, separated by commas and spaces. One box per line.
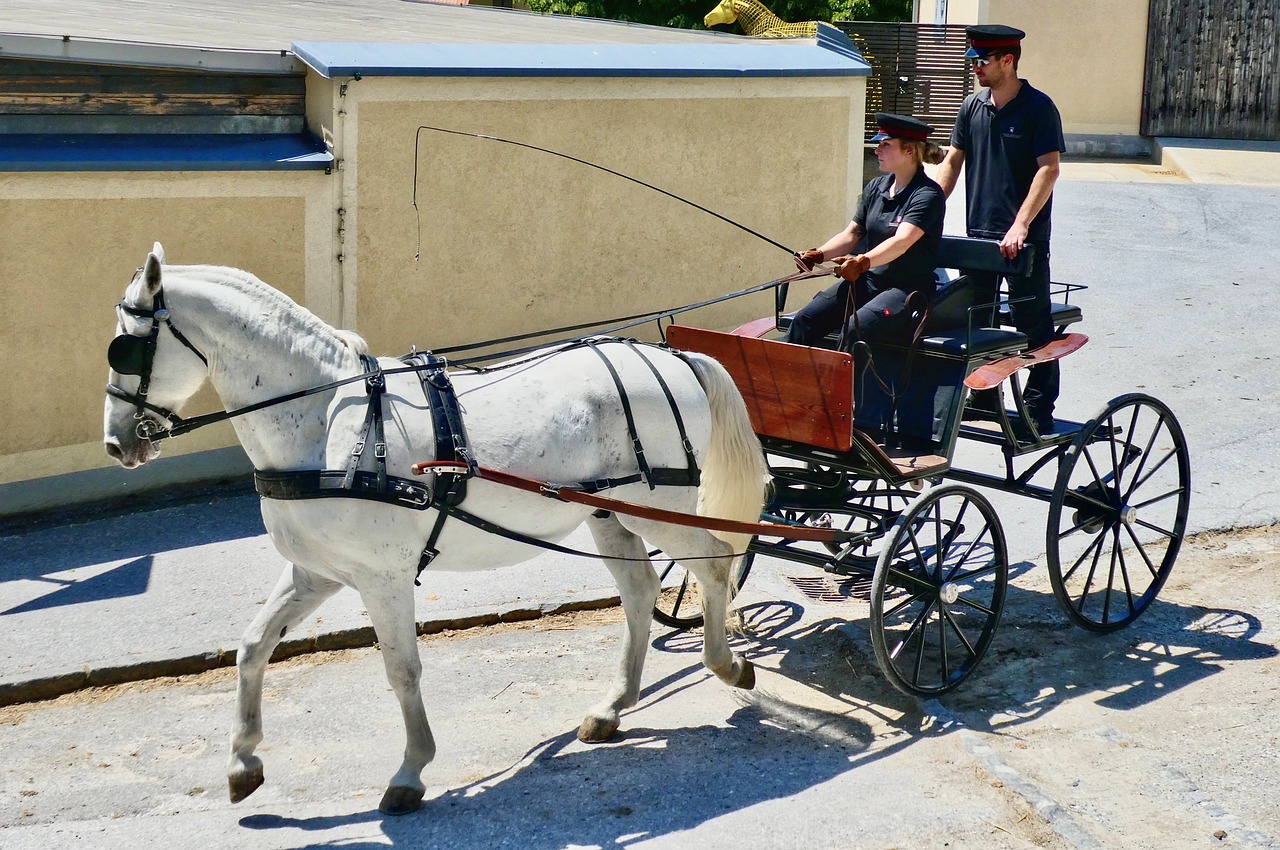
0, 134, 333, 172
292, 39, 870, 79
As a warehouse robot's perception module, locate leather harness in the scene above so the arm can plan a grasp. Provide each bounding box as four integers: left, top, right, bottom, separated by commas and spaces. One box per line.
250, 341, 702, 583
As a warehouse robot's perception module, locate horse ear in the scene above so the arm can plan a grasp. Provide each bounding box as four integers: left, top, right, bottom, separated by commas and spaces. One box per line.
142, 250, 163, 297
151, 242, 166, 265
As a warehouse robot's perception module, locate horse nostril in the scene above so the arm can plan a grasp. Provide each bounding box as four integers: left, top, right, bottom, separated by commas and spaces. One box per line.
105, 441, 124, 461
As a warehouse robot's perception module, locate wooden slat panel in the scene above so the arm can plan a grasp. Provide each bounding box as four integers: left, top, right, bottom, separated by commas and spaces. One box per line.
836, 21, 973, 146
0, 93, 303, 116
667, 325, 854, 453
1143, 0, 1280, 140
0, 56, 305, 122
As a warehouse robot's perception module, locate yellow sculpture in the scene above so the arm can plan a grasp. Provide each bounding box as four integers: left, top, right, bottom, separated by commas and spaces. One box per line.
704, 0, 884, 119
703, 0, 819, 37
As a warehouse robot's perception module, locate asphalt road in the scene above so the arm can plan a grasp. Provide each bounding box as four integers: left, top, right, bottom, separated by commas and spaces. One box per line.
2, 524, 1278, 849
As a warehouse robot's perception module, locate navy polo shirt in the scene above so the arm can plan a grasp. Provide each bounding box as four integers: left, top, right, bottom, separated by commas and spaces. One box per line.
951, 80, 1065, 242
854, 166, 945, 293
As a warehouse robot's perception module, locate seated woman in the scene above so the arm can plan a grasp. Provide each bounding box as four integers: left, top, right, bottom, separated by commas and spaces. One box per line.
785, 113, 946, 349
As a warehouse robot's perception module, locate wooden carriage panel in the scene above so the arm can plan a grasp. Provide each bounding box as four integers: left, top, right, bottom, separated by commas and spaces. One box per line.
667, 325, 853, 453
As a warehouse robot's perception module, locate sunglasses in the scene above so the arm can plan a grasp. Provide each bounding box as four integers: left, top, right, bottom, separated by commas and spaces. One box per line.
971, 54, 1000, 67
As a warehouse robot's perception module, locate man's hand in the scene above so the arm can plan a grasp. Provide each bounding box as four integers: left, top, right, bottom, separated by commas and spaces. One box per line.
1000, 222, 1029, 259
834, 254, 870, 282
794, 248, 825, 272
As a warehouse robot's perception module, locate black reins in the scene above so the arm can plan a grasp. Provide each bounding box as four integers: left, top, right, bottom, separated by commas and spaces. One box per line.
104, 265, 831, 445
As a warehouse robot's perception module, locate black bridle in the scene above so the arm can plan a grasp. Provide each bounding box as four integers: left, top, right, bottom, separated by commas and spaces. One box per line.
105, 282, 401, 445
106, 286, 210, 442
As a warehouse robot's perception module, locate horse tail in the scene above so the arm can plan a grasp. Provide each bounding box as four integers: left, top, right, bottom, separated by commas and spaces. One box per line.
685, 352, 768, 591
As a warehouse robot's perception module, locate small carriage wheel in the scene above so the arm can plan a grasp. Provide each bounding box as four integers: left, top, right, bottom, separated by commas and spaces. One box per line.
767, 463, 915, 567
1046, 393, 1190, 632
870, 484, 1008, 697
651, 549, 755, 630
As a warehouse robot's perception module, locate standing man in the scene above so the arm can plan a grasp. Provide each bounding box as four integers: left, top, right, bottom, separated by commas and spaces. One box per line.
935, 24, 1066, 435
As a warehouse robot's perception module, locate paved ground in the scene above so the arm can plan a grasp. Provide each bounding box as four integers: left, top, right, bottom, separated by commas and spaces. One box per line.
1, 156, 1278, 846
2, 524, 1278, 849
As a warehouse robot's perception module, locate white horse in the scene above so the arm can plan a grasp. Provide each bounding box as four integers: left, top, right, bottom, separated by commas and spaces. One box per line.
103, 244, 767, 815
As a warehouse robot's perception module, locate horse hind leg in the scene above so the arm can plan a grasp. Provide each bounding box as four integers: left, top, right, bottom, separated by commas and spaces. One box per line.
228, 564, 342, 804
578, 511, 662, 743
629, 520, 755, 691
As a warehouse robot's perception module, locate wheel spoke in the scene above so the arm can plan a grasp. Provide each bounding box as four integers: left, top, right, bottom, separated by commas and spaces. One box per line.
937, 606, 950, 684
1115, 537, 1137, 616
941, 603, 979, 657
888, 598, 934, 662
657, 558, 677, 581
671, 573, 691, 615
1120, 412, 1165, 500
1123, 521, 1163, 578
1131, 486, 1185, 512
1074, 533, 1106, 613
1062, 526, 1107, 585
1128, 447, 1179, 497
886, 564, 937, 596
885, 588, 928, 618
946, 522, 992, 581
1133, 517, 1177, 540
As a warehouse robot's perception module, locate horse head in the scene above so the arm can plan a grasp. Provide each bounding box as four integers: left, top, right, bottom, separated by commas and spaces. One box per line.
103, 242, 211, 468
703, 0, 742, 28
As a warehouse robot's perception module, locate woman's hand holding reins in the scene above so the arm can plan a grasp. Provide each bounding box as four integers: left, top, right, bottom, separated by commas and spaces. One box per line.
793, 248, 825, 272
833, 254, 870, 281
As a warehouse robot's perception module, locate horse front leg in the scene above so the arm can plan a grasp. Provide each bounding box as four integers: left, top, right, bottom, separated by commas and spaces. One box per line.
228, 564, 342, 804
358, 579, 435, 815
578, 512, 661, 743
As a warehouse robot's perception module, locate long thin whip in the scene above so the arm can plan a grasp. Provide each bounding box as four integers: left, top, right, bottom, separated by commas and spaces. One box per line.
412, 125, 799, 260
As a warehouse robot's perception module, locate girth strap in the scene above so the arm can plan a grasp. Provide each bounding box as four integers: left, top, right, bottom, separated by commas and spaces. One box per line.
254, 469, 432, 509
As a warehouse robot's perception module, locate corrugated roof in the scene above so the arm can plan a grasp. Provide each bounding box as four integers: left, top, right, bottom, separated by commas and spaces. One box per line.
0, 0, 759, 53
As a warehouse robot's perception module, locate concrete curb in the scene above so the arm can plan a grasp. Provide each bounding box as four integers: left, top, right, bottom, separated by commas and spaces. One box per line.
920, 698, 1102, 850
0, 595, 620, 708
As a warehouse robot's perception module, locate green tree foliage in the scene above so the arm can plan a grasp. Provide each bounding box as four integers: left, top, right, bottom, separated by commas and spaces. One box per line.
524, 0, 912, 30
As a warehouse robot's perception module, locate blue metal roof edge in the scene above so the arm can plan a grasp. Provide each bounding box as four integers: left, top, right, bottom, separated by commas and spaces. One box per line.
292, 39, 871, 79
0, 134, 333, 172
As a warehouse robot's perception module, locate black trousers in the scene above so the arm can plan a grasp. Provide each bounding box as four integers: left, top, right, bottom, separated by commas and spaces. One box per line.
783, 276, 924, 350
967, 242, 1059, 418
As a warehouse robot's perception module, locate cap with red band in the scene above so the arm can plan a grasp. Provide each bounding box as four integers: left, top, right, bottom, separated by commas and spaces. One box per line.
964, 24, 1026, 58
868, 113, 934, 144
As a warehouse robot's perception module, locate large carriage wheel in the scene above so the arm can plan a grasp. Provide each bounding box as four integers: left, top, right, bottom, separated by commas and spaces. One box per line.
652, 549, 755, 630
1046, 393, 1190, 632
870, 484, 1008, 697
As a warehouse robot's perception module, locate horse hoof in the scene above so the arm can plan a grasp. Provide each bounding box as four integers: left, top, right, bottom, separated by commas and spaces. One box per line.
577, 715, 619, 743
228, 764, 264, 803
379, 785, 424, 816
733, 659, 756, 690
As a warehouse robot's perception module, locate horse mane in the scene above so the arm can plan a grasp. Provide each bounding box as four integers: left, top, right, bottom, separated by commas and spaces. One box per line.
179, 264, 370, 356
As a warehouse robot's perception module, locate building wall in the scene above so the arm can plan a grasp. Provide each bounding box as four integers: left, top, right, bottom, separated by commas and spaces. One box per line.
332, 74, 866, 356
0, 171, 331, 513
0, 70, 865, 517
920, 0, 1151, 139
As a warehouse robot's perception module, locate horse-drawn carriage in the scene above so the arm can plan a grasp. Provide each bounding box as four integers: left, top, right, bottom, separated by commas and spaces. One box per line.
654, 235, 1190, 697
102, 235, 1188, 812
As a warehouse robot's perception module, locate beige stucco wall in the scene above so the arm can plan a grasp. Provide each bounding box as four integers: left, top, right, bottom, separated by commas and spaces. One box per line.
920, 0, 1150, 137
0, 68, 865, 515
0, 172, 331, 490
329, 74, 866, 356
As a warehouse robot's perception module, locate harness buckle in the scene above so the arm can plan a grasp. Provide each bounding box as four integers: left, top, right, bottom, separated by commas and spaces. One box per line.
351, 440, 365, 456
374, 442, 387, 459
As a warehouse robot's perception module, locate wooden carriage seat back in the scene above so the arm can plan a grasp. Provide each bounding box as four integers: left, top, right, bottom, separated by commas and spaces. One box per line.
667, 325, 854, 452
